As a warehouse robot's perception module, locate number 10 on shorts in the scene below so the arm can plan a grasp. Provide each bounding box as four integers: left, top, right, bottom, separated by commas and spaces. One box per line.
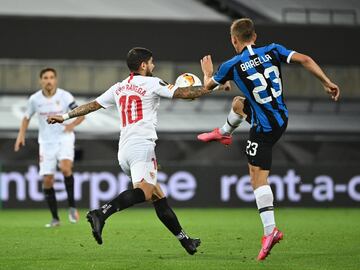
246, 140, 258, 156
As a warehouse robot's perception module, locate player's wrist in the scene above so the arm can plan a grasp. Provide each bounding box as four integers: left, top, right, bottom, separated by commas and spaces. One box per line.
62, 113, 70, 121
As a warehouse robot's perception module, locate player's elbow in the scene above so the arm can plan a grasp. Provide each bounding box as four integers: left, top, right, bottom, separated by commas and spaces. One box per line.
298, 54, 313, 66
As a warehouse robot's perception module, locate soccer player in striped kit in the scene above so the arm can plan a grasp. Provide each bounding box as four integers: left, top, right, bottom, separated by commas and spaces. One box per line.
198, 18, 340, 260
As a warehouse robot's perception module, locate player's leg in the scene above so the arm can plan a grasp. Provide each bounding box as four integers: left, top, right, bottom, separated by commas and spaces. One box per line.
58, 137, 79, 223
40, 143, 60, 227
246, 127, 285, 260
43, 174, 60, 227
151, 184, 201, 255
197, 96, 248, 145
59, 159, 79, 223
86, 142, 155, 244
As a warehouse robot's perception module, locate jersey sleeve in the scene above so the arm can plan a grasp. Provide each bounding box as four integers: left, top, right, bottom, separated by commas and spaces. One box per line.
24, 96, 36, 119
65, 92, 78, 111
212, 61, 234, 85
273, 43, 296, 64
96, 83, 117, 109
152, 78, 178, 99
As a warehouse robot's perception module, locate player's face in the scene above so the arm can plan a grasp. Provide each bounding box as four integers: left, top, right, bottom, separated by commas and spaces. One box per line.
144, 57, 155, 76
40, 71, 57, 92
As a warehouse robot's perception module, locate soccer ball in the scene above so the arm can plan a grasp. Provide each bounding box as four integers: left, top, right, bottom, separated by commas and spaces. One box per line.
175, 73, 202, 87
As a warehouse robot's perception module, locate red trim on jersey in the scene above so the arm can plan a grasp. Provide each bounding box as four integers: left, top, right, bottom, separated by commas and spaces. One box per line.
128, 72, 134, 83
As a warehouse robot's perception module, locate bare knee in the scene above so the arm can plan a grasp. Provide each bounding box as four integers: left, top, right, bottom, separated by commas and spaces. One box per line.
59, 160, 73, 177
232, 96, 246, 116
43, 175, 54, 189
134, 181, 155, 201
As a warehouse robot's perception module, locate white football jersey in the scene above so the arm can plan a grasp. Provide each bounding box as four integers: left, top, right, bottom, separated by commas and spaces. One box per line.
25, 88, 78, 143
96, 75, 177, 146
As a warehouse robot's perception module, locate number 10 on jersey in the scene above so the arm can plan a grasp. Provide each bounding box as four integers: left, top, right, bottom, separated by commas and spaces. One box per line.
119, 95, 143, 127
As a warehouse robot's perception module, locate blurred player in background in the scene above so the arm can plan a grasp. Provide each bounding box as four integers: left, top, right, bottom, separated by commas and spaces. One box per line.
14, 68, 85, 227
198, 18, 340, 260
47, 47, 226, 254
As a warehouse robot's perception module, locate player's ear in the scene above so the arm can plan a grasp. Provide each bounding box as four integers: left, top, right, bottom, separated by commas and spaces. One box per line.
253, 32, 257, 43
140, 61, 146, 71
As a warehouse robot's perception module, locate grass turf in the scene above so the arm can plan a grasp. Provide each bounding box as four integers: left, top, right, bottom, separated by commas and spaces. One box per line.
0, 208, 359, 270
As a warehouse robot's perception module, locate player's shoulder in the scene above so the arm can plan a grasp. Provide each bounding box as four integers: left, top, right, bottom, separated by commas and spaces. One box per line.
144, 76, 169, 88
221, 54, 242, 68
28, 90, 42, 101
263, 43, 287, 52
56, 88, 74, 99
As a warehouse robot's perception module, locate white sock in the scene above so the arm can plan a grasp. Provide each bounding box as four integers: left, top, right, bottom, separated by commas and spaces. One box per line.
220, 109, 244, 135
254, 185, 276, 236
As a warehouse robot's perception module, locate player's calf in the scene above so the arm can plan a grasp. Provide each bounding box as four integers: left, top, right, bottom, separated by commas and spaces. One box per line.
153, 197, 201, 255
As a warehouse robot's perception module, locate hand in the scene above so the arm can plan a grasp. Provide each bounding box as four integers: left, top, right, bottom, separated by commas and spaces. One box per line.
14, 136, 25, 152
64, 124, 75, 133
323, 81, 340, 101
200, 55, 214, 77
47, 115, 64, 124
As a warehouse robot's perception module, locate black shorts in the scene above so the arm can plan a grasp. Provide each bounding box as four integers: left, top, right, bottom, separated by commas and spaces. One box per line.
245, 122, 287, 170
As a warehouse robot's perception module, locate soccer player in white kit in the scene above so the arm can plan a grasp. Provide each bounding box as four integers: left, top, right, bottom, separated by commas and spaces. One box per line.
14, 68, 85, 227
47, 47, 226, 254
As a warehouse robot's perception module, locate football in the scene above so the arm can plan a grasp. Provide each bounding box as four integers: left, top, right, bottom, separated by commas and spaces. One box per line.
175, 73, 202, 87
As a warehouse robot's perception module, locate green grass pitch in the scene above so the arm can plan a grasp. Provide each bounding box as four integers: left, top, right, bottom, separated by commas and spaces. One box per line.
0, 208, 359, 270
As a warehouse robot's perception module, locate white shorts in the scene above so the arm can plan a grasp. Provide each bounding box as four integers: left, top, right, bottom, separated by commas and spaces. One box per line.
39, 139, 75, 176
118, 140, 157, 186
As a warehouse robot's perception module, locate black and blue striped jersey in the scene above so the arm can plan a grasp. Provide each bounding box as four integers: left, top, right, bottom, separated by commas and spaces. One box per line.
213, 43, 295, 132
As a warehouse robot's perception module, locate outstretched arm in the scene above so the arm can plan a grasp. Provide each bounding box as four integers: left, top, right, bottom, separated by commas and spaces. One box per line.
47, 100, 102, 124
291, 53, 340, 101
173, 86, 213, 99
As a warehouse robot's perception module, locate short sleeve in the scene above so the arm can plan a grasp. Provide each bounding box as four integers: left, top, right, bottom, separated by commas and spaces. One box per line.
213, 61, 234, 85
273, 43, 296, 64
96, 83, 117, 109
24, 96, 36, 119
152, 78, 178, 99
65, 92, 78, 111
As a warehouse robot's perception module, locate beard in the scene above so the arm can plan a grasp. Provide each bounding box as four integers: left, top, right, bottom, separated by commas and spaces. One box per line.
145, 68, 153, 77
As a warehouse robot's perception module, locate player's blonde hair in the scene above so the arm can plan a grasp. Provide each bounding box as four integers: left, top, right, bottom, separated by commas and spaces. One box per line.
230, 18, 255, 42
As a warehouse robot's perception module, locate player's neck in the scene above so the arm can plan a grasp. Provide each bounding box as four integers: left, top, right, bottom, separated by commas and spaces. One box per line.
42, 88, 56, 97
236, 42, 255, 54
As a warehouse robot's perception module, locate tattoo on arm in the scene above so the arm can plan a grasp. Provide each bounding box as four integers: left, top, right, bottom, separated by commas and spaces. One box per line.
173, 86, 211, 99
68, 101, 102, 118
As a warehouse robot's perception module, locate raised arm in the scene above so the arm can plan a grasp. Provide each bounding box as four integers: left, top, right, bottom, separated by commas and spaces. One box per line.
14, 117, 30, 151
291, 53, 340, 101
201, 55, 231, 91
47, 100, 102, 124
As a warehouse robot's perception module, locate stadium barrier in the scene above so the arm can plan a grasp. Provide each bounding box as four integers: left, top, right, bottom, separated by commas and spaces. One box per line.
1, 164, 359, 208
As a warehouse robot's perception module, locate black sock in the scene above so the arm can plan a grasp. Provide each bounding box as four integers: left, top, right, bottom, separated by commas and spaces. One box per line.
64, 175, 75, 208
44, 188, 59, 220
100, 188, 146, 220
153, 197, 189, 241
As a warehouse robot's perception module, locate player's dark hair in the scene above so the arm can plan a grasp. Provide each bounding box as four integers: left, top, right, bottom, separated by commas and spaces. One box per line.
39, 67, 57, 78
126, 47, 153, 72
231, 18, 255, 42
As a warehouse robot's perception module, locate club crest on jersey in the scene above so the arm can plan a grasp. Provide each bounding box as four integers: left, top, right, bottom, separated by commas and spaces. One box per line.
150, 171, 155, 179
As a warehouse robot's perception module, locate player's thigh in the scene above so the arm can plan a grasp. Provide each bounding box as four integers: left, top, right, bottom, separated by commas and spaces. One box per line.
129, 141, 157, 185
58, 139, 75, 163
245, 129, 273, 171
39, 143, 58, 176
